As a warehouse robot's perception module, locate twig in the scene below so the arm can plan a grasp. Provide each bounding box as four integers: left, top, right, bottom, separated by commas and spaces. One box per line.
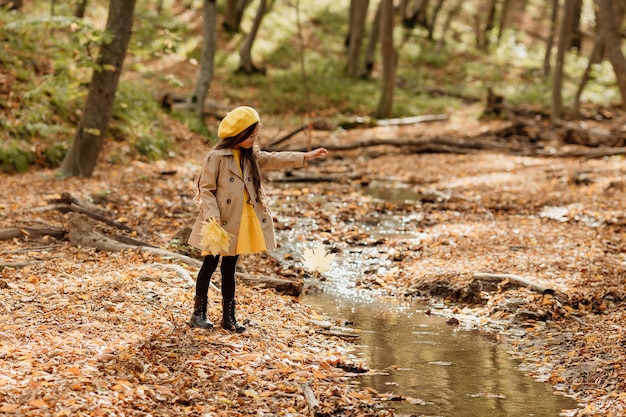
301, 381, 320, 416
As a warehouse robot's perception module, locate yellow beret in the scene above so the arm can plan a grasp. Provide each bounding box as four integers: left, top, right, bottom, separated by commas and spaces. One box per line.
217, 106, 260, 139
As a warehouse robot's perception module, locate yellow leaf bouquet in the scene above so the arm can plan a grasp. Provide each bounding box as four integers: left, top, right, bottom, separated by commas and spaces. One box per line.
200, 218, 231, 255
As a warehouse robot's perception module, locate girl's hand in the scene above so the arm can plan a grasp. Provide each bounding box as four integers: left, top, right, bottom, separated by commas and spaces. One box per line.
304, 148, 329, 161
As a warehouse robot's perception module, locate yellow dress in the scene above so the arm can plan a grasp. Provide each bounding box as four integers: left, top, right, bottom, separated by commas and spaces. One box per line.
232, 149, 267, 254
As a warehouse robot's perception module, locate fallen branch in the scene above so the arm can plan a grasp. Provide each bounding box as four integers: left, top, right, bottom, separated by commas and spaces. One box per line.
0, 226, 65, 241
536, 146, 626, 159
284, 136, 516, 154
472, 272, 554, 294
374, 114, 449, 126
67, 213, 303, 296
301, 382, 320, 416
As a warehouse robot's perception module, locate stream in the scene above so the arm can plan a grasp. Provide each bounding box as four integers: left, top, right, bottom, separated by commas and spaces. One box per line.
302, 287, 578, 417
274, 182, 580, 417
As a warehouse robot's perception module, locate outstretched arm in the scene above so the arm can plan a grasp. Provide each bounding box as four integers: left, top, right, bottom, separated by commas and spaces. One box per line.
304, 148, 329, 161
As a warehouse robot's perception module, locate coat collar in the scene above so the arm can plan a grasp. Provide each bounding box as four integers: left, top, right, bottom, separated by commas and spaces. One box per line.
211, 147, 244, 179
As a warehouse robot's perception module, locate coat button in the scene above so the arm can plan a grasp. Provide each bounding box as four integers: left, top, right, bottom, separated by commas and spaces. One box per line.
255, 197, 260, 202
247, 177, 251, 181
262, 218, 267, 223
229, 177, 235, 182
226, 199, 232, 204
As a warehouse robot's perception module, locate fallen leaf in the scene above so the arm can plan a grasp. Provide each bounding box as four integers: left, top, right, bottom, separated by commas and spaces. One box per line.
302, 242, 336, 273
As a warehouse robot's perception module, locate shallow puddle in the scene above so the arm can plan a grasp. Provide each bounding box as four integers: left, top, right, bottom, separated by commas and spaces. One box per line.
301, 288, 579, 417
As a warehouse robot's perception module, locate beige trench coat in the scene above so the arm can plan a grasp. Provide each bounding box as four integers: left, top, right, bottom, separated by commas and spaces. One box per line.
188, 146, 306, 255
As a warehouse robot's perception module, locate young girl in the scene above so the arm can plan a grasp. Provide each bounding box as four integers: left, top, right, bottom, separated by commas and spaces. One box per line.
187, 106, 328, 332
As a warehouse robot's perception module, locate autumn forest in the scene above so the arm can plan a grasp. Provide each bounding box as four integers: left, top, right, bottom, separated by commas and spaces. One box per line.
1, 0, 626, 416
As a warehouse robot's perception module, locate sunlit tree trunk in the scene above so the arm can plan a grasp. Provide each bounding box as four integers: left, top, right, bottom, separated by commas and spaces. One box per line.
346, 0, 369, 77
551, 0, 576, 120
597, 0, 626, 110
362, 1, 381, 78
376, 0, 396, 118
58, 0, 137, 177
191, 0, 217, 120
238, 0, 266, 74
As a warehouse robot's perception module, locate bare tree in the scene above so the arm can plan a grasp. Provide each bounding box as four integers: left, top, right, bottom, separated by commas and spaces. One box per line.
346, 0, 370, 77
190, 0, 217, 119
58, 0, 137, 177
376, 0, 397, 118
551, 0, 577, 120
237, 0, 267, 74
596, 0, 626, 110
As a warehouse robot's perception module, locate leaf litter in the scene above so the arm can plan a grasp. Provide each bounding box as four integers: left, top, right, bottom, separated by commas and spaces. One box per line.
2, 108, 626, 415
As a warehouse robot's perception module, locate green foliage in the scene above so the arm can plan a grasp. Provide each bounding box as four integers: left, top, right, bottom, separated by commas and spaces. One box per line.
0, 140, 35, 173
1, 0, 622, 175
111, 82, 173, 161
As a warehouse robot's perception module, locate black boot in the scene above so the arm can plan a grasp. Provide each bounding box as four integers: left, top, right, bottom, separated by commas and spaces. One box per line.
221, 298, 245, 333
189, 296, 214, 329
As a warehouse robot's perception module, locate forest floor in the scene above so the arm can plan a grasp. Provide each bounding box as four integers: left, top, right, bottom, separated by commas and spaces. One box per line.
2, 104, 626, 416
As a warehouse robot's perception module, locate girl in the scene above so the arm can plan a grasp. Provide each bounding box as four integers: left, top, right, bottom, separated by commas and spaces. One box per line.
188, 106, 329, 332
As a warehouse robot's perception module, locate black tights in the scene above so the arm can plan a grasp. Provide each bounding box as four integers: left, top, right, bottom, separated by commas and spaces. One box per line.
195, 255, 239, 299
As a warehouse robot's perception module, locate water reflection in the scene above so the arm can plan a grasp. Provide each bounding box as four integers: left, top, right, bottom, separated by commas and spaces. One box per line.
302, 290, 578, 417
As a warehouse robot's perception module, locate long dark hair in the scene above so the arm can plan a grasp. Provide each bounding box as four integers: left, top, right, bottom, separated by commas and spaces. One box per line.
215, 122, 265, 203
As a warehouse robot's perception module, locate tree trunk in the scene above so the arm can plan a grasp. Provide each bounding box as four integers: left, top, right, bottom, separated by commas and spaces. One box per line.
74, 0, 88, 18
362, 0, 381, 78
574, 35, 605, 113
237, 0, 267, 74
190, 0, 217, 119
597, 0, 626, 110
223, 0, 248, 33
436, 0, 462, 51
496, 0, 511, 44
476, 0, 498, 50
427, 0, 446, 41
346, 0, 369, 77
551, 0, 576, 120
0, 0, 22, 10
570, 0, 583, 51
375, 0, 396, 118
58, 0, 137, 177
403, 0, 430, 28
543, 0, 559, 79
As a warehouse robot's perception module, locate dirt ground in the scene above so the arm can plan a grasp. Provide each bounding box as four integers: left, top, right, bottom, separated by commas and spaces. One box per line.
1, 106, 626, 416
